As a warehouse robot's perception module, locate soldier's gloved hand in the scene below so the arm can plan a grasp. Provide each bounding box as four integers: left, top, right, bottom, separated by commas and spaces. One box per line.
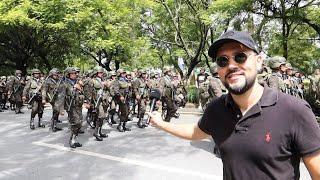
146, 111, 163, 127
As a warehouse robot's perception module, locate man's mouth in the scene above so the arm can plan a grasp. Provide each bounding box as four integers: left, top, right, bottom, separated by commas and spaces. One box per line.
226, 72, 244, 80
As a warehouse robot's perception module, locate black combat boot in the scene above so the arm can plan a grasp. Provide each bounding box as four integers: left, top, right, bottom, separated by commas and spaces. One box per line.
98, 127, 108, 138
51, 119, 62, 132
122, 122, 131, 131
117, 122, 125, 132
93, 126, 103, 141
137, 118, 146, 128
69, 134, 77, 148
38, 118, 45, 128
30, 118, 35, 130
109, 115, 117, 124
78, 129, 85, 134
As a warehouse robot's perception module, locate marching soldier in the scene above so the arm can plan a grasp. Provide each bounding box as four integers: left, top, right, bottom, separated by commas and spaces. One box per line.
22, 69, 45, 130
159, 67, 177, 122
0, 76, 8, 111
42, 68, 63, 132
173, 74, 187, 108
110, 69, 131, 132
197, 67, 210, 110
8, 70, 25, 113
88, 67, 109, 141
267, 56, 287, 92
107, 71, 118, 125
60, 67, 84, 148
133, 69, 149, 128
208, 63, 226, 101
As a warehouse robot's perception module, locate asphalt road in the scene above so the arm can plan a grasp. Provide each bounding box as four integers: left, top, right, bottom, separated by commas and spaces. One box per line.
0, 106, 312, 180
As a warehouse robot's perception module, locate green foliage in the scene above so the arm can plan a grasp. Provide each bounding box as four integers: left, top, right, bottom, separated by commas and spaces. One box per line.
0, 0, 319, 76
186, 85, 199, 104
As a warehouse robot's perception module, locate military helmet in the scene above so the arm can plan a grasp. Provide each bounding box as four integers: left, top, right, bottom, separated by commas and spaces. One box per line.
0, 76, 6, 80
150, 72, 155, 78
64, 67, 77, 75
116, 69, 126, 76
163, 66, 171, 74
210, 63, 218, 74
270, 56, 286, 63
49, 68, 60, 76
110, 71, 116, 76
74, 67, 81, 73
285, 63, 293, 70
140, 69, 147, 74
31, 69, 41, 74
15, 70, 22, 74
269, 56, 286, 69
94, 66, 105, 74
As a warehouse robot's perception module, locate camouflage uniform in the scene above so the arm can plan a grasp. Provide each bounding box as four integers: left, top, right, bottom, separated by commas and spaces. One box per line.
160, 67, 177, 122
8, 70, 25, 113
197, 68, 210, 110
208, 63, 226, 102
267, 56, 287, 92
106, 71, 117, 125
42, 68, 64, 132
87, 67, 109, 141
0, 76, 8, 111
132, 70, 149, 128
23, 69, 45, 130
110, 69, 131, 132
60, 67, 84, 148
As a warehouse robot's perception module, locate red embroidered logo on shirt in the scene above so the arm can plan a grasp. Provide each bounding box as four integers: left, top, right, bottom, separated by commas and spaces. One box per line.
265, 132, 271, 143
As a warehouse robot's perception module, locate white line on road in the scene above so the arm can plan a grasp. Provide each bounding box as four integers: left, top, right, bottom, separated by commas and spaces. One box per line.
32, 141, 222, 180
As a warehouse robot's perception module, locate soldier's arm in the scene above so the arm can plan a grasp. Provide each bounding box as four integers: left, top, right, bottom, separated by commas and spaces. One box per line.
210, 79, 223, 97
22, 80, 31, 98
147, 112, 210, 140
41, 80, 49, 99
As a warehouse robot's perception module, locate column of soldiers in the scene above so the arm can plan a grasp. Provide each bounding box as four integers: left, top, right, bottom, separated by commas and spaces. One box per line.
1, 59, 318, 149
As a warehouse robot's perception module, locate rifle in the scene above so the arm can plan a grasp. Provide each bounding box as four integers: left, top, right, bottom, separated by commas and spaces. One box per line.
27, 76, 49, 104
95, 88, 104, 109
49, 77, 64, 103
67, 80, 78, 112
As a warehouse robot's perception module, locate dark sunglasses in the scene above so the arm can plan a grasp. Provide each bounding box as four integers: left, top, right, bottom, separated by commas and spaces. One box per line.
215, 52, 254, 68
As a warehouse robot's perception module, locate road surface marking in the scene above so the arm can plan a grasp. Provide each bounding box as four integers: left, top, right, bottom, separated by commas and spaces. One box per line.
32, 141, 221, 179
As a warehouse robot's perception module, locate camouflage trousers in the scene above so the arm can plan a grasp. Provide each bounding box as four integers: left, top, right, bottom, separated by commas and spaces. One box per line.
67, 106, 83, 135
137, 98, 147, 119
118, 99, 129, 122
162, 96, 177, 122
30, 98, 44, 118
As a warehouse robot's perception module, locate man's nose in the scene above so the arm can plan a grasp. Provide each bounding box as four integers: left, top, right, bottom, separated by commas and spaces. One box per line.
227, 58, 239, 69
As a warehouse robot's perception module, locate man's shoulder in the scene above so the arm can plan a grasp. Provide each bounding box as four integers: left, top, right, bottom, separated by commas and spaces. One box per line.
277, 91, 311, 112
205, 94, 227, 110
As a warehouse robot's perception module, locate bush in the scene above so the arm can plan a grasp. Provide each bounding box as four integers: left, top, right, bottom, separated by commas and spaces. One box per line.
186, 85, 199, 104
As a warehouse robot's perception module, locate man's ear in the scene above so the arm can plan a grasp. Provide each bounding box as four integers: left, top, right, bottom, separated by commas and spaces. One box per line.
256, 54, 263, 72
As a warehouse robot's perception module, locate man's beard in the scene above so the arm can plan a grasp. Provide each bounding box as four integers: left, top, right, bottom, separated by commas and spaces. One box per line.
223, 68, 256, 95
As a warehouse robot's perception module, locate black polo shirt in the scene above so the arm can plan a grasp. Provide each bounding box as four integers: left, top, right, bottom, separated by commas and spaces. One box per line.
198, 87, 320, 180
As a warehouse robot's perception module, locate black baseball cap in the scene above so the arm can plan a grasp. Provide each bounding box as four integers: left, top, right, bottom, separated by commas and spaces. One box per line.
208, 30, 259, 60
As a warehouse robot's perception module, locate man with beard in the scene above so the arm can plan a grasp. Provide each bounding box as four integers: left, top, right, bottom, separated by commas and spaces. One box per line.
148, 30, 320, 179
